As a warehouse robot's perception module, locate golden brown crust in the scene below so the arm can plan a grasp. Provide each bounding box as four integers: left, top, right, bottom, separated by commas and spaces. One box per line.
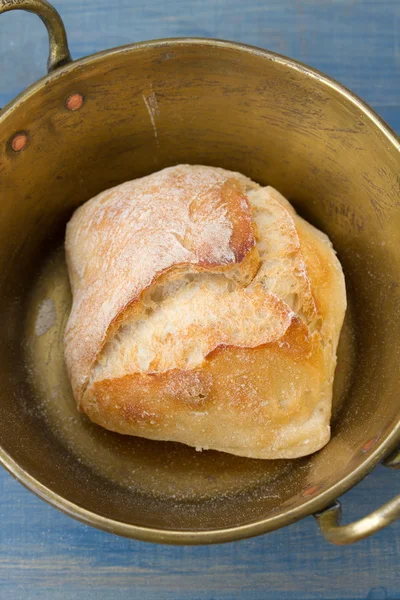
82, 320, 328, 458
65, 165, 346, 458
64, 165, 259, 400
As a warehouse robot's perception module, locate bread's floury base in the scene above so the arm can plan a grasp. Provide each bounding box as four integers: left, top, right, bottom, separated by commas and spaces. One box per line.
64, 165, 346, 459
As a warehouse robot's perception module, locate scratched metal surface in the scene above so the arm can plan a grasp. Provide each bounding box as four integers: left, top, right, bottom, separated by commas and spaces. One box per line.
0, 1, 400, 599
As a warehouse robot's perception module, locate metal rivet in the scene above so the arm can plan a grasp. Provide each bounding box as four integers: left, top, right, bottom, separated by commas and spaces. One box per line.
66, 93, 84, 111
11, 132, 28, 152
361, 437, 378, 453
302, 485, 321, 498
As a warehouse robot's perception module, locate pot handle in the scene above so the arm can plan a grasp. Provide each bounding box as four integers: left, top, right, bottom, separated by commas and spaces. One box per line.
314, 449, 400, 545
0, 0, 72, 72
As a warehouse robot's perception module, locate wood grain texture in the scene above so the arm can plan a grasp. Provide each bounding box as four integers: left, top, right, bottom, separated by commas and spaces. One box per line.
0, 1, 400, 599
0, 466, 399, 600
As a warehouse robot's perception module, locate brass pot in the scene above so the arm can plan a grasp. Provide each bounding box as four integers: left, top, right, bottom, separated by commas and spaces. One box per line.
0, 0, 399, 546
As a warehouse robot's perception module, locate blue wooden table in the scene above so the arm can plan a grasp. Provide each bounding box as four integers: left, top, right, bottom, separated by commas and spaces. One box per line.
0, 1, 399, 599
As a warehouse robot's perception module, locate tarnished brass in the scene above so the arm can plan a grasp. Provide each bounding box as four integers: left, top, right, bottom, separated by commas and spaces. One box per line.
0, 0, 399, 545
315, 496, 400, 545
0, 0, 71, 72
384, 447, 400, 469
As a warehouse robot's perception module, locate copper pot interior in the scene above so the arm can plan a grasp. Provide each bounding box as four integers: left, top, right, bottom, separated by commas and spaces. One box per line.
0, 42, 399, 535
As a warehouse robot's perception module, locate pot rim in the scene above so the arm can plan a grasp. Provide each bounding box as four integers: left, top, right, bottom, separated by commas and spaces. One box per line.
1, 37, 400, 544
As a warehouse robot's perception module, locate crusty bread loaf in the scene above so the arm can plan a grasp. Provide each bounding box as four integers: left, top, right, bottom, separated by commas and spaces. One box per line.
64, 165, 346, 459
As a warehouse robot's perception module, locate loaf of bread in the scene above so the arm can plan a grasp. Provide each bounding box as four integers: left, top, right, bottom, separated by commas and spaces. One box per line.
64, 165, 346, 459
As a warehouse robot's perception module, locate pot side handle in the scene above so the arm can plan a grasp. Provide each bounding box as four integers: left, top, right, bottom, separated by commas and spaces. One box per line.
0, 0, 72, 72
315, 450, 400, 545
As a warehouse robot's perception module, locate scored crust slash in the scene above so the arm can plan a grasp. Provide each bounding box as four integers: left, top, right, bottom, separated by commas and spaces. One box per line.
64, 165, 346, 459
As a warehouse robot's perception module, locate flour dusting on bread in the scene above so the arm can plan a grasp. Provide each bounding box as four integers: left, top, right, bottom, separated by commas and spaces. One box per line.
64, 165, 346, 459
